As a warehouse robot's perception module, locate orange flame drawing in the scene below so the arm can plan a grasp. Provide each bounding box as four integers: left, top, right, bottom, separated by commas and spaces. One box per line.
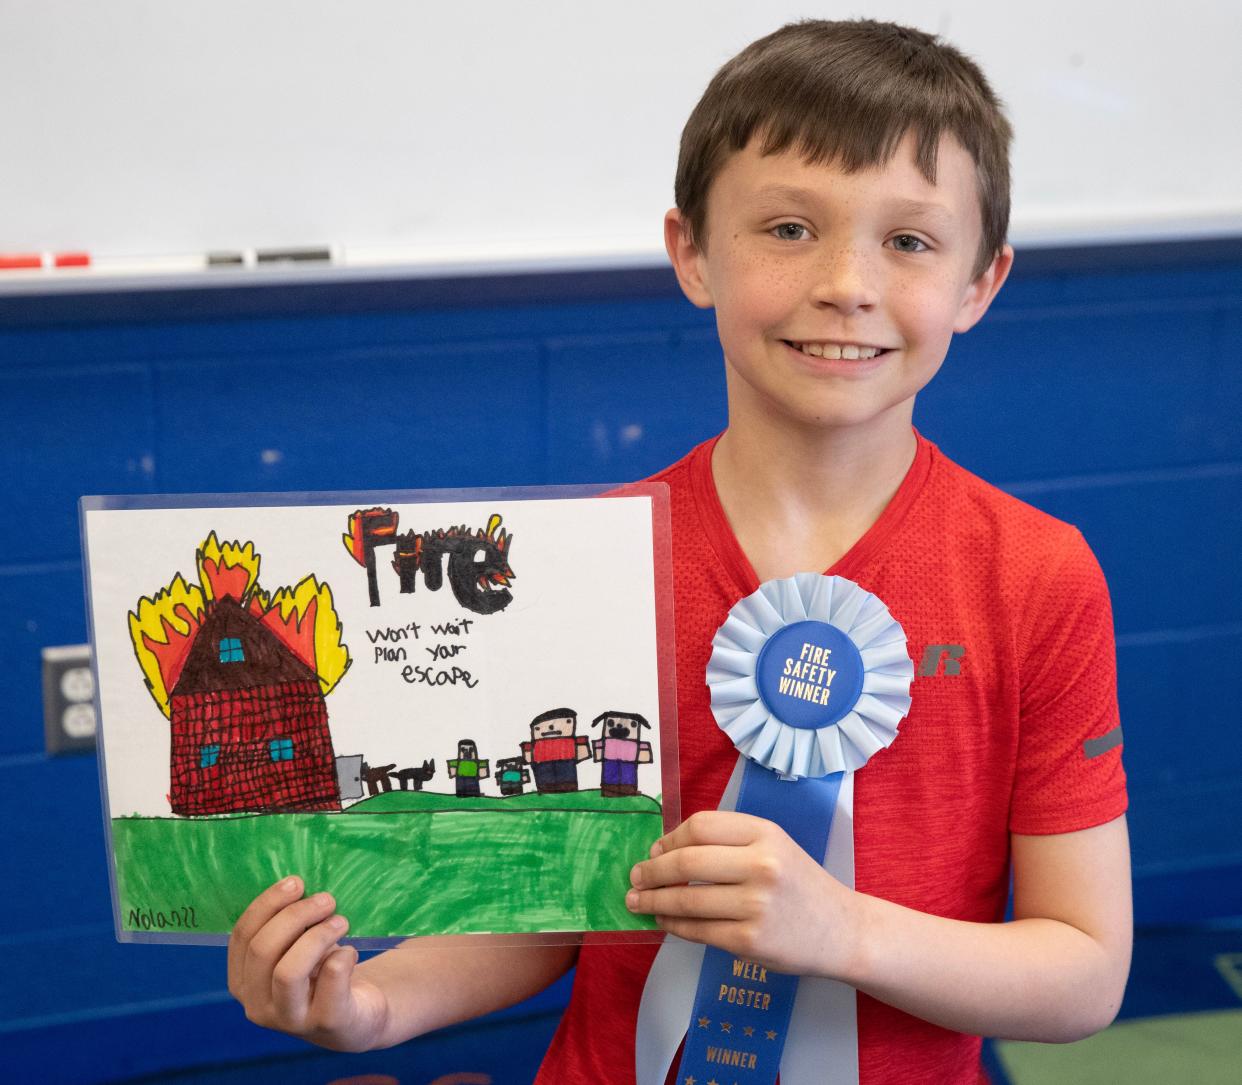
250, 575, 350, 696
197, 533, 260, 604
130, 533, 350, 717
129, 574, 207, 718
342, 507, 399, 566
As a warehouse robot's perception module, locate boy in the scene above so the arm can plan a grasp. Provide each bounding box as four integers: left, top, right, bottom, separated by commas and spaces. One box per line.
226, 20, 1130, 1084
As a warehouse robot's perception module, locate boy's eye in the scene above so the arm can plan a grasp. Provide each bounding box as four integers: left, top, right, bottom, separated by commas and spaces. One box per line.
890, 234, 929, 253
772, 223, 810, 241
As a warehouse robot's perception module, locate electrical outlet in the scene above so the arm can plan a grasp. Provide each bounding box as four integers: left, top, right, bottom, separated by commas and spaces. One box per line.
43, 644, 97, 754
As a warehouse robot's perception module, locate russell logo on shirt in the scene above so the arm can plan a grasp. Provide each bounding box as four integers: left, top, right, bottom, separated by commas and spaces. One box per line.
917, 643, 966, 677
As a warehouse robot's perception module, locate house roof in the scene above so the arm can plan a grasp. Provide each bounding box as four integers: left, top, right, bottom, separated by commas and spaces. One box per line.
171, 597, 318, 696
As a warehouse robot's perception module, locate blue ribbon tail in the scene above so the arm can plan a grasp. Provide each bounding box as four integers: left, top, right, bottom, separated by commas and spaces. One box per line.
675, 762, 843, 1084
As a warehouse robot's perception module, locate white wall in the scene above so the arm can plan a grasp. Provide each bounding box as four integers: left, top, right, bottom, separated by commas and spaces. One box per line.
2, 0, 1238, 270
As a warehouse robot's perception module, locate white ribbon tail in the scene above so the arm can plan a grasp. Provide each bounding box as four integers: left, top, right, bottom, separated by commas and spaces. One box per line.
634, 761, 745, 1085
634, 935, 705, 1085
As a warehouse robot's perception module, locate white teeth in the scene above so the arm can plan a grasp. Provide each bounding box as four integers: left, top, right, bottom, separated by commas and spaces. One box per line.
795, 342, 882, 360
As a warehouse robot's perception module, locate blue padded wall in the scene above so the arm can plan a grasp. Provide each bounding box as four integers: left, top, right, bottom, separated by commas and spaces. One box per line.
1, 240, 1239, 1082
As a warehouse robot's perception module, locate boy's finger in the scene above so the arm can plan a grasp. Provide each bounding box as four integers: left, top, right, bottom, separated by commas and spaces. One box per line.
241, 892, 337, 996
657, 909, 774, 964
656, 810, 766, 853
268, 913, 350, 1024
307, 944, 360, 1032
227, 876, 303, 994
631, 844, 751, 889
656, 915, 738, 949
626, 883, 747, 920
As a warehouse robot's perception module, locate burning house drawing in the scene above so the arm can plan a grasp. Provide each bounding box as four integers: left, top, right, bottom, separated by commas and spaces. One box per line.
128, 534, 351, 816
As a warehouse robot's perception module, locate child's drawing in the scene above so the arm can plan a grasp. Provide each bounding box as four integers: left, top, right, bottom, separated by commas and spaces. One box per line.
84, 490, 672, 945
361, 760, 397, 795
495, 756, 531, 796
128, 533, 350, 816
447, 739, 490, 796
344, 508, 515, 614
392, 759, 436, 791
521, 708, 591, 793
591, 711, 653, 798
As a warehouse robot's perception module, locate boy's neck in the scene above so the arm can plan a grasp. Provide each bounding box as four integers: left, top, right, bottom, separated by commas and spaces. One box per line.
711, 409, 918, 583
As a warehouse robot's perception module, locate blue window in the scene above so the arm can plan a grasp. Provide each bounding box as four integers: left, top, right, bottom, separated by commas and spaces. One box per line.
218, 637, 245, 663
200, 744, 220, 768
269, 738, 294, 762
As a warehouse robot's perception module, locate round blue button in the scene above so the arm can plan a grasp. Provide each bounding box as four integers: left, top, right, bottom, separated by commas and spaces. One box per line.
754, 620, 864, 729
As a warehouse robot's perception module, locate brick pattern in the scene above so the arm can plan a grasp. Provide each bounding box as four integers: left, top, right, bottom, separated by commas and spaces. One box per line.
168, 679, 340, 815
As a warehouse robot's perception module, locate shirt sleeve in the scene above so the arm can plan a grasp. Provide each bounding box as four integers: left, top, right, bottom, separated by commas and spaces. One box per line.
1009, 527, 1128, 835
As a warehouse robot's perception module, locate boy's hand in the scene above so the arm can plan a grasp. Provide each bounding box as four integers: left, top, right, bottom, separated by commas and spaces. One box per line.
625, 810, 860, 977
228, 876, 389, 1051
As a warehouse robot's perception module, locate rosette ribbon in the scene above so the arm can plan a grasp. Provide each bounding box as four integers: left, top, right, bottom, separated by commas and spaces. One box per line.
636, 574, 912, 1085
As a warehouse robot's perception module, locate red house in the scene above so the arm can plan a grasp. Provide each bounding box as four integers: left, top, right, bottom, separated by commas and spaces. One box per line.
167, 597, 341, 816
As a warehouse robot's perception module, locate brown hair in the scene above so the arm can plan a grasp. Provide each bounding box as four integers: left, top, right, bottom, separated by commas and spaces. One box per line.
675, 19, 1012, 278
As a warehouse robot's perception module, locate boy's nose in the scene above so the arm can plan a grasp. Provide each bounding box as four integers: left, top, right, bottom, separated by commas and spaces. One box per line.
808, 246, 878, 313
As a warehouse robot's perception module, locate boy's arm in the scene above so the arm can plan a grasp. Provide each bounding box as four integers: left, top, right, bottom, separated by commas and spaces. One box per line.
851, 815, 1131, 1040
627, 810, 1131, 1043
229, 877, 576, 1051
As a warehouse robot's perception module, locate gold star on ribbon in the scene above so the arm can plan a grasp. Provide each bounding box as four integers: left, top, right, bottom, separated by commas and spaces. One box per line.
684, 1077, 697, 1085
706, 1079, 720, 1085
697, 1015, 711, 1029
743, 1025, 755, 1037
766, 1029, 778, 1040
720, 1020, 732, 1033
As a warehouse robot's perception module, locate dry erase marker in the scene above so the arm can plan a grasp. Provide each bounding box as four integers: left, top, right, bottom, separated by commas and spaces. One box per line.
207, 250, 247, 267
255, 246, 334, 265
0, 253, 43, 270
0, 252, 92, 271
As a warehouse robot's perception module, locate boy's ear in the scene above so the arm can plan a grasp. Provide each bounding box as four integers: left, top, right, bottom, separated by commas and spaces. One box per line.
953, 244, 1014, 334
664, 208, 715, 309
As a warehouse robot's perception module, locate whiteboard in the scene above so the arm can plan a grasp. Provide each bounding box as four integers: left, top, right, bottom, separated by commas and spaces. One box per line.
2, 0, 1239, 275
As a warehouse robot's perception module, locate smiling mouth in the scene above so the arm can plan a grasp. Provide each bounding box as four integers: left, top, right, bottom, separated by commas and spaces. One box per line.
784, 340, 892, 360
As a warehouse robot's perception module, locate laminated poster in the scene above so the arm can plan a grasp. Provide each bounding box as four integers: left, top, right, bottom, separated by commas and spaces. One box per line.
82, 485, 676, 946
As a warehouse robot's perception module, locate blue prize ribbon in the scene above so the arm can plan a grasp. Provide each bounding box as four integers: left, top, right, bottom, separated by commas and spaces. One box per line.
667, 574, 911, 1085
676, 761, 843, 1084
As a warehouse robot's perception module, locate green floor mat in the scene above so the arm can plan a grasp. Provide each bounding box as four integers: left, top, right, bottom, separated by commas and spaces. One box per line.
996, 1008, 1242, 1084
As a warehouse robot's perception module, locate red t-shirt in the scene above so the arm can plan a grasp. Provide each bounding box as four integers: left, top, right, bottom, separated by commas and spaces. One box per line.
536, 433, 1127, 1085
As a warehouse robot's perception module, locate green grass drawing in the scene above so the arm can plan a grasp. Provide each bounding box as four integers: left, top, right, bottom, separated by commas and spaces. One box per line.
112, 789, 663, 937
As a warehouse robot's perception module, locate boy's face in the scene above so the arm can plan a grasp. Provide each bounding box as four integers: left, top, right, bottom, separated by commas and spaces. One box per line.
667, 132, 1011, 434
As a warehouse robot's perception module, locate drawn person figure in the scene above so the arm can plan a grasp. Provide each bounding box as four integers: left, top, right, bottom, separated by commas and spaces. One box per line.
495, 756, 531, 797
590, 711, 653, 797
520, 708, 590, 793
446, 739, 489, 797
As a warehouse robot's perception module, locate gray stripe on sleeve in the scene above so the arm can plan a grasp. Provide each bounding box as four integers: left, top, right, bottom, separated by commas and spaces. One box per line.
1084, 725, 1123, 759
